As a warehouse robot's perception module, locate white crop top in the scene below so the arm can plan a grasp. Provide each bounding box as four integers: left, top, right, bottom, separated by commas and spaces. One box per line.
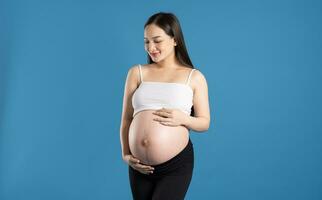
132, 64, 196, 117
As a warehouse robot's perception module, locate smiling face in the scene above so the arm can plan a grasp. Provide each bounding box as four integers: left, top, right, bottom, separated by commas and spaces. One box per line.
144, 24, 177, 63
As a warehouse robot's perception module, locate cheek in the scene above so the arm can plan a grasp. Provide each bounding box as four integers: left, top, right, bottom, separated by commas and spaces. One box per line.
157, 43, 170, 52
161, 45, 174, 55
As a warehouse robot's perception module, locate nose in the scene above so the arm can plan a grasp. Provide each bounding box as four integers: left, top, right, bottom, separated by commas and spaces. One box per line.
146, 42, 156, 52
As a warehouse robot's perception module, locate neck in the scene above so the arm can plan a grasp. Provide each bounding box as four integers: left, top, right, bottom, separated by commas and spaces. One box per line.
154, 52, 181, 69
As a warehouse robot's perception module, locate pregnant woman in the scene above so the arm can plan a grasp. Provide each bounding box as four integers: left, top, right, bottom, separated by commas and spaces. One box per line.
120, 12, 210, 200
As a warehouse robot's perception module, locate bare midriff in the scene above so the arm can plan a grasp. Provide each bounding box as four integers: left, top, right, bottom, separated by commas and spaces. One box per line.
128, 110, 189, 165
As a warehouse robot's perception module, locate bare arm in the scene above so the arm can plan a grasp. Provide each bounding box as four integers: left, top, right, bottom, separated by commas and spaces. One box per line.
119, 66, 138, 159
184, 69, 211, 132
119, 65, 155, 174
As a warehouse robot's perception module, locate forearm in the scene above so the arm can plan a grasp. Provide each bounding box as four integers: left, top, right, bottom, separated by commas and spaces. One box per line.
184, 115, 210, 132
119, 119, 132, 158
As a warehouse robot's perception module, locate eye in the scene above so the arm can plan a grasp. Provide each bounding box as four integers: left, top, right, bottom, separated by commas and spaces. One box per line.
144, 40, 162, 44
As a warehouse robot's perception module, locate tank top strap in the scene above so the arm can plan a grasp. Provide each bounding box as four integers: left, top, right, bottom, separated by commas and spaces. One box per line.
138, 64, 143, 83
186, 68, 196, 85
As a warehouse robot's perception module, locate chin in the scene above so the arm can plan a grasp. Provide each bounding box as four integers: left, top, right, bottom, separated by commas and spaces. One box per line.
153, 57, 164, 63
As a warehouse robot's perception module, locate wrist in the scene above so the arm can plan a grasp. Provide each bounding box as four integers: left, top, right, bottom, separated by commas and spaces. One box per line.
124, 157, 129, 165
122, 154, 131, 162
183, 115, 192, 128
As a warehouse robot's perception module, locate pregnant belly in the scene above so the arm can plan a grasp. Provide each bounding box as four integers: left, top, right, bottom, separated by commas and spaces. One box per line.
128, 110, 190, 165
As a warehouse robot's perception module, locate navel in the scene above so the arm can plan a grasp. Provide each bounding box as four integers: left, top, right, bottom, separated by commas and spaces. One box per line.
141, 139, 149, 147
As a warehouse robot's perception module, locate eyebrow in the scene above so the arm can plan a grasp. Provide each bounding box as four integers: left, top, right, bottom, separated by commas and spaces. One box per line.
144, 36, 161, 39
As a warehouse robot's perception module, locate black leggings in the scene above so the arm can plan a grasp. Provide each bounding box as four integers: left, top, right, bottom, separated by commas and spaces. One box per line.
128, 138, 194, 200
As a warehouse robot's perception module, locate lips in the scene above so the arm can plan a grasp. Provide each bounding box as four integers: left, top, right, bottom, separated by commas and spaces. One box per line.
150, 52, 160, 57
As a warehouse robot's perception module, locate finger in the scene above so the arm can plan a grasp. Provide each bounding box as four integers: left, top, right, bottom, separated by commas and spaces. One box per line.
144, 168, 154, 173
160, 122, 176, 126
160, 122, 169, 126
161, 111, 171, 118
129, 156, 140, 164
140, 170, 154, 175
130, 158, 140, 164
161, 107, 172, 113
140, 168, 154, 173
153, 117, 172, 122
139, 171, 148, 175
135, 163, 155, 170
153, 111, 171, 118
155, 108, 171, 113
133, 166, 154, 174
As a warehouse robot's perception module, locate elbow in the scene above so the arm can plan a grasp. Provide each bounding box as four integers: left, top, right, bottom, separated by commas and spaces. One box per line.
203, 121, 210, 131
204, 117, 211, 131
189, 116, 210, 132
205, 123, 210, 131
195, 126, 209, 132
199, 118, 210, 132
204, 117, 210, 130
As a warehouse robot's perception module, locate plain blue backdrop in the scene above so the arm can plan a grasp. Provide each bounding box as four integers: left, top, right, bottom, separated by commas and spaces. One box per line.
1, 0, 321, 199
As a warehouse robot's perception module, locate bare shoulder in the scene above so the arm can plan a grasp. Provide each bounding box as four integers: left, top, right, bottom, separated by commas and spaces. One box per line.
193, 69, 207, 81
127, 64, 139, 75
126, 64, 140, 87
190, 68, 208, 91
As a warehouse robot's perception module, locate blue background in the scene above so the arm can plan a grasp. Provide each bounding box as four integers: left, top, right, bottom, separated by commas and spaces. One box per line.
1, 0, 322, 199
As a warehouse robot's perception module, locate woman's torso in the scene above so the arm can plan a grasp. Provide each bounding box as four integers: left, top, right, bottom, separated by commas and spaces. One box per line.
128, 64, 195, 165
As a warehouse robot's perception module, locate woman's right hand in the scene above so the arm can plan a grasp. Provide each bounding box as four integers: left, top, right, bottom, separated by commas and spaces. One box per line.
123, 154, 154, 175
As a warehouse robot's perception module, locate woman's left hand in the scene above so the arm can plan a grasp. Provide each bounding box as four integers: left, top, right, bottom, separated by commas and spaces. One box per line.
152, 108, 188, 127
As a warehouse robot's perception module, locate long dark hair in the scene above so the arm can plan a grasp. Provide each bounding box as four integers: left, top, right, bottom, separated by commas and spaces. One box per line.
144, 12, 195, 117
